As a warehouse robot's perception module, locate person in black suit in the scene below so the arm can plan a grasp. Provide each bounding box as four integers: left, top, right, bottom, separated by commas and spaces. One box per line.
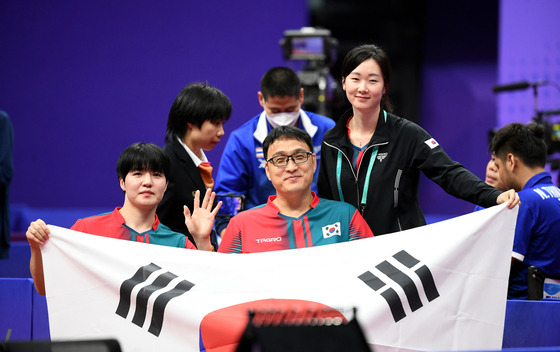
157, 82, 232, 247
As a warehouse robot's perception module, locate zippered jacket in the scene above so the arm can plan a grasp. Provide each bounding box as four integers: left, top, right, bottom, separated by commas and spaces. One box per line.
317, 109, 501, 235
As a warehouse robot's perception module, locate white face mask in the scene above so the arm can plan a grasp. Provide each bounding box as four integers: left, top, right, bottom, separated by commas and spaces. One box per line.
266, 111, 300, 129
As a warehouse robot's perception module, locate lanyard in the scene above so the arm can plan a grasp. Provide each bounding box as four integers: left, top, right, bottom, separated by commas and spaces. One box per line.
336, 110, 386, 210
336, 148, 377, 207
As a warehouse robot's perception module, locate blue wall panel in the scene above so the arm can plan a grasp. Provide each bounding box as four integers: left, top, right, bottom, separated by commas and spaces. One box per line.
0, 278, 33, 341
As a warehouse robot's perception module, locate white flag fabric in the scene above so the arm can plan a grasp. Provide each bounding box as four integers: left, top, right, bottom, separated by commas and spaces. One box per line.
42, 204, 517, 352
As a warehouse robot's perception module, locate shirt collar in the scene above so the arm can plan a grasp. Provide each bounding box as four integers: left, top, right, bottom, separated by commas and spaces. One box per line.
266, 191, 320, 213
253, 110, 317, 143
523, 171, 552, 190
113, 207, 160, 231
177, 136, 208, 166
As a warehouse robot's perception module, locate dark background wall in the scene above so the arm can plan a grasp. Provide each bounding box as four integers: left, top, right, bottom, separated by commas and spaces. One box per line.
4, 0, 557, 230
417, 1, 500, 215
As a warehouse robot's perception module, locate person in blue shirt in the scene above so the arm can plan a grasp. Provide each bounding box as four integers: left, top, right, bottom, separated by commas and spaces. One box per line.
490, 122, 560, 299
214, 67, 335, 237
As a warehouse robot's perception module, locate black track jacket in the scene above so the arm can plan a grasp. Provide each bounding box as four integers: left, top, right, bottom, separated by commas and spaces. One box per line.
317, 109, 501, 235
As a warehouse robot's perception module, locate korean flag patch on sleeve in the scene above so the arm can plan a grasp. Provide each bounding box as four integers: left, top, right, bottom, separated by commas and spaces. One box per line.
424, 138, 439, 149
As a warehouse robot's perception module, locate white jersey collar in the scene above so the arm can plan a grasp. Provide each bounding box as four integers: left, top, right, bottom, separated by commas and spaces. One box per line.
177, 136, 208, 166
253, 110, 318, 143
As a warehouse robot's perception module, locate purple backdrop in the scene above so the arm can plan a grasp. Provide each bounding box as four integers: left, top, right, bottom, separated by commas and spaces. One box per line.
1, 1, 307, 211
497, 0, 560, 127
418, 0, 560, 217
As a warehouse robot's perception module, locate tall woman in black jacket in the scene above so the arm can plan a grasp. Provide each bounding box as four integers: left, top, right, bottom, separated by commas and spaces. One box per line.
317, 44, 519, 235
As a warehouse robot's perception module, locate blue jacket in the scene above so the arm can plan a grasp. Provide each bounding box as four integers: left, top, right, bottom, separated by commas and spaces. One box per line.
214, 110, 335, 233
508, 172, 560, 299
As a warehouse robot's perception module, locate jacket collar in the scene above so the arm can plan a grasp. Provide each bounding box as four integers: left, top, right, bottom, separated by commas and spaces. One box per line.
253, 110, 318, 143
265, 191, 320, 215
168, 138, 191, 163
325, 109, 390, 148
113, 207, 159, 231
523, 171, 552, 190
177, 137, 207, 165
167, 139, 207, 189
169, 138, 207, 165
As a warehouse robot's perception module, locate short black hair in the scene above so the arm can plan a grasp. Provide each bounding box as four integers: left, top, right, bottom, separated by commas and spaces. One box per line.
117, 142, 170, 181
262, 125, 313, 159
490, 122, 547, 168
260, 67, 301, 101
165, 82, 232, 143
341, 44, 393, 113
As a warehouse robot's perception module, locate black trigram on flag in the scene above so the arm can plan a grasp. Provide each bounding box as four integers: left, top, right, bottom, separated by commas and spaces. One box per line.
358, 250, 439, 322
115, 263, 195, 336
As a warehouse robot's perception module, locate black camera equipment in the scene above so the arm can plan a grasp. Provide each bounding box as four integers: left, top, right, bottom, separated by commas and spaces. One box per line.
235, 307, 370, 352
280, 27, 340, 117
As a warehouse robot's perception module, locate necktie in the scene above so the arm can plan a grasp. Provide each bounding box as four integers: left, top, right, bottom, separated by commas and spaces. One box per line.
198, 162, 214, 189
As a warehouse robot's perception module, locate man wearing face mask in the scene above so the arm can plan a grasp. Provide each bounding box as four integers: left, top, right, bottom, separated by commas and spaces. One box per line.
214, 67, 335, 236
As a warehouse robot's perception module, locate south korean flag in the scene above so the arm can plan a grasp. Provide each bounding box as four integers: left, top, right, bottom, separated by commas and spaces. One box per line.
424, 138, 439, 149
322, 222, 341, 238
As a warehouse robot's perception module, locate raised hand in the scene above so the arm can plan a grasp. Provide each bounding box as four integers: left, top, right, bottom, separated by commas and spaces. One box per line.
183, 189, 222, 251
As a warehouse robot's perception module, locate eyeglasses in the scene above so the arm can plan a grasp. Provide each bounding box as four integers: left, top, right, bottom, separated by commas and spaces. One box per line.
266, 152, 313, 167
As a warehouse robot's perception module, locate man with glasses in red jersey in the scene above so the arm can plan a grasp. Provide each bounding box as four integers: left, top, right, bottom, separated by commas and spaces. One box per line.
218, 125, 373, 254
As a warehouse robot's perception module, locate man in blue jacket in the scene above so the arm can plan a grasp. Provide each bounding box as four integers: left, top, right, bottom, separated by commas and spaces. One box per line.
490, 122, 560, 299
214, 67, 334, 236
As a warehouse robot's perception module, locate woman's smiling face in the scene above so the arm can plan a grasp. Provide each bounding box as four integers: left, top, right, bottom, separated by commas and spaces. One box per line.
342, 58, 386, 114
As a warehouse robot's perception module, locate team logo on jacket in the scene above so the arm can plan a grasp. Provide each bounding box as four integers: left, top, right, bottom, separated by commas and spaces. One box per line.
358, 250, 439, 323
377, 152, 388, 162
256, 236, 283, 244
322, 222, 341, 238
424, 138, 439, 149
115, 263, 195, 336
